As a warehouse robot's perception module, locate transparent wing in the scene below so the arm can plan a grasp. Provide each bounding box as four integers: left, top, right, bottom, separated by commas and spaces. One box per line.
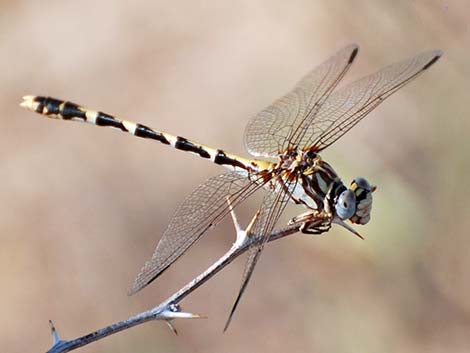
130, 171, 267, 294
244, 44, 359, 158
303, 50, 442, 152
224, 177, 297, 331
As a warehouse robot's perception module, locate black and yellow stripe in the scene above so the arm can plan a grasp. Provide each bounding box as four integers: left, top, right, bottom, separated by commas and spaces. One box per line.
20, 96, 272, 173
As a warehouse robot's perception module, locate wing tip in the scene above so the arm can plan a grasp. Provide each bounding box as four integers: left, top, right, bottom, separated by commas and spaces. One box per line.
348, 44, 360, 64
339, 43, 359, 64
223, 299, 239, 333
423, 50, 443, 70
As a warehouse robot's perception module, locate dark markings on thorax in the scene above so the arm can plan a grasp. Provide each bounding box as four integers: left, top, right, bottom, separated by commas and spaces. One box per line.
300, 159, 339, 210
300, 174, 324, 207
175, 137, 210, 159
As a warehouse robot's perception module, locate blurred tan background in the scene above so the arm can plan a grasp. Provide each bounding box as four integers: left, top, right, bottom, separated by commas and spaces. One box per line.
1, 1, 469, 352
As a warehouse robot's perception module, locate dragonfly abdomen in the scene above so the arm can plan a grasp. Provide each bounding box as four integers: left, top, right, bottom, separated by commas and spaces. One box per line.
21, 95, 271, 173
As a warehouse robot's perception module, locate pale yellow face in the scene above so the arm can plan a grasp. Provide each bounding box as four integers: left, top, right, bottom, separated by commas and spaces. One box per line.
349, 177, 376, 225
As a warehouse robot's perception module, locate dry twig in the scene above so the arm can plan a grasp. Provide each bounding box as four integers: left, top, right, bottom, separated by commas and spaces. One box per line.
45, 204, 302, 353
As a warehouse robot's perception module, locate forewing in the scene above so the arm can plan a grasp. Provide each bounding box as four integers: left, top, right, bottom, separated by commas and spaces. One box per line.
130, 171, 266, 294
224, 177, 296, 331
244, 44, 359, 158
303, 50, 442, 152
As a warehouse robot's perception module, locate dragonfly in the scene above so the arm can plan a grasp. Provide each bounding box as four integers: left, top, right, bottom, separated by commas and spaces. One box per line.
20, 44, 441, 330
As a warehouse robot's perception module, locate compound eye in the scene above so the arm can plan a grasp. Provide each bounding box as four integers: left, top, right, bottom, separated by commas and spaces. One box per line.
351, 177, 371, 192
336, 190, 356, 220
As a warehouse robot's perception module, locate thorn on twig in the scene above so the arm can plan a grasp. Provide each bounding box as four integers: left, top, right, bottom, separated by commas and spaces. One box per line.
49, 320, 61, 346
165, 321, 179, 336
245, 209, 261, 238
226, 196, 262, 245
159, 303, 206, 335
226, 197, 242, 234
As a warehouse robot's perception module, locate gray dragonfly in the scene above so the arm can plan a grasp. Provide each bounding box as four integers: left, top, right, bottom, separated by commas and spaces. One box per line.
21, 44, 442, 330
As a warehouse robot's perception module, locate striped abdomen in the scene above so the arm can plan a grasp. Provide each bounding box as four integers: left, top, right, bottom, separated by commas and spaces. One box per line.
21, 96, 272, 173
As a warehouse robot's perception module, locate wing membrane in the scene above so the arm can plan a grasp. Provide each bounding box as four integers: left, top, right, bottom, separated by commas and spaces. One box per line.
244, 44, 359, 158
304, 50, 442, 152
130, 171, 267, 294
224, 177, 297, 331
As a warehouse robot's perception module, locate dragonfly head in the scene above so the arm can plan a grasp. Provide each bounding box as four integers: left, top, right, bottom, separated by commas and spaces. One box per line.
348, 177, 376, 225
335, 188, 356, 220
333, 177, 376, 225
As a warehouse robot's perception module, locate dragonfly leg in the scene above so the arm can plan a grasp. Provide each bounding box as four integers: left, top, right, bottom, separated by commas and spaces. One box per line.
289, 211, 332, 235
300, 221, 331, 235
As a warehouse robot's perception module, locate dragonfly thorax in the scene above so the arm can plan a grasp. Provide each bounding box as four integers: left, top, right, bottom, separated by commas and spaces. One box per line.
278, 148, 375, 226
276, 149, 321, 174
279, 150, 340, 211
